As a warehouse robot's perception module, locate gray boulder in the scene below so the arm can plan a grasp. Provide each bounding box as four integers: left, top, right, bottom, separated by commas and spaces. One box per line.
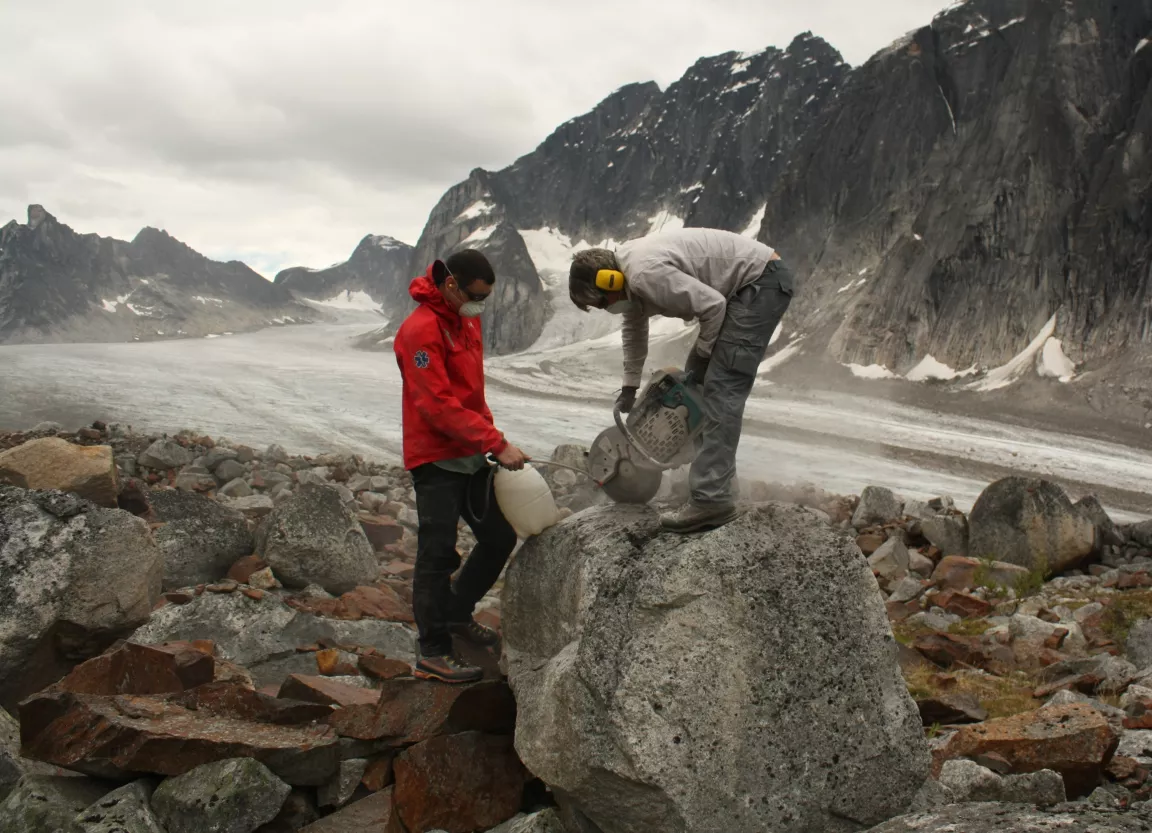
214, 459, 247, 483
0, 487, 163, 711
868, 537, 910, 584
130, 589, 415, 689
1132, 520, 1152, 549
937, 759, 1065, 805
152, 758, 290, 833
852, 485, 904, 529
219, 478, 253, 498
1075, 495, 1125, 548
967, 478, 1097, 574
149, 489, 254, 590
74, 780, 166, 833
1128, 620, 1152, 670
503, 504, 929, 833
921, 514, 970, 558
0, 775, 111, 833
863, 801, 1152, 832
201, 447, 239, 472
258, 483, 377, 594
137, 439, 194, 471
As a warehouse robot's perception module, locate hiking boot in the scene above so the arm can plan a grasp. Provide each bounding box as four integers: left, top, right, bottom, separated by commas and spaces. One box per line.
449, 619, 500, 647
413, 654, 483, 684
660, 501, 740, 534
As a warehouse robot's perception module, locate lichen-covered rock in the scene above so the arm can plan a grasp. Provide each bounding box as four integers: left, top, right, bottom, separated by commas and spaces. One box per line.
967, 477, 1097, 574
137, 439, 194, 471
151, 758, 291, 833
0, 487, 163, 711
149, 489, 254, 590
74, 780, 166, 833
852, 485, 904, 529
503, 503, 929, 833
864, 801, 1152, 832
258, 483, 378, 594
0, 775, 111, 833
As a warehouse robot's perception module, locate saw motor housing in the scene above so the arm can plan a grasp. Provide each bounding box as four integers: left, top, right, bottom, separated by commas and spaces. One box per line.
587, 368, 707, 504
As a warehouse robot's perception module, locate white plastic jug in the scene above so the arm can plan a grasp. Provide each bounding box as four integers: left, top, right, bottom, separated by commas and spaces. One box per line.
493, 465, 561, 539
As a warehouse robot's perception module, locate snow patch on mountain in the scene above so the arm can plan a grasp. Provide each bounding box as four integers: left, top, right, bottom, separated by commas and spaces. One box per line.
306, 290, 385, 313
905, 355, 977, 382
1038, 337, 1076, 382
845, 363, 897, 379
741, 204, 766, 238
968, 314, 1058, 391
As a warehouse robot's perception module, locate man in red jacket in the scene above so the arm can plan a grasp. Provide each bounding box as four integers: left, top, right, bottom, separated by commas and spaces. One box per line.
394, 249, 529, 683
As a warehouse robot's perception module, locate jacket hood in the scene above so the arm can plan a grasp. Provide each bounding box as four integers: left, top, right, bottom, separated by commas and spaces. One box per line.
409, 262, 455, 318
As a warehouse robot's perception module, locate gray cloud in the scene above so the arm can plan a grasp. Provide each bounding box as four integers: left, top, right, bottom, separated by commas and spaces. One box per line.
0, 0, 948, 276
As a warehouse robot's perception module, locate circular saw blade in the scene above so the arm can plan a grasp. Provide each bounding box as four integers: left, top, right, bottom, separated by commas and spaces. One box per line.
588, 426, 663, 505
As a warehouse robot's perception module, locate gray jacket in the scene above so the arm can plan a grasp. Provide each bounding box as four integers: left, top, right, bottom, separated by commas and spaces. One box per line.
616, 228, 776, 388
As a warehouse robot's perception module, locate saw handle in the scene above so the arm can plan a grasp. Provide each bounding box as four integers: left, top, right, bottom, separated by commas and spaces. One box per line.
612, 403, 669, 470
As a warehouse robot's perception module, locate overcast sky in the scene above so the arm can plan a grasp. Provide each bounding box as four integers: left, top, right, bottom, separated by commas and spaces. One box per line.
1, 0, 949, 278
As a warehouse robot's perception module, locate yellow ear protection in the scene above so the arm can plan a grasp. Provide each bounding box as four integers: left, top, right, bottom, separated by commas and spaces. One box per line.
595, 269, 626, 292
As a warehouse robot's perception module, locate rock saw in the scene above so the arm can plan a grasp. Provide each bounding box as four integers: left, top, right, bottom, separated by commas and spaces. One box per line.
584, 368, 707, 504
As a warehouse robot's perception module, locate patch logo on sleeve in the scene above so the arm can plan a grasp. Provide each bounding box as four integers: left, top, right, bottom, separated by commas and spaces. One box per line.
413, 349, 430, 369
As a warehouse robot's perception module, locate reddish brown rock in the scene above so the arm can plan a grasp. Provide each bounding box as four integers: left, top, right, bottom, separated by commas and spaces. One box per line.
931, 556, 980, 591
855, 532, 885, 556
916, 692, 989, 726
54, 641, 214, 696
1107, 756, 1143, 781
170, 681, 333, 725
316, 649, 359, 677
358, 514, 405, 550
228, 554, 269, 584
359, 655, 412, 681
341, 586, 413, 623
1032, 673, 1104, 699
475, 609, 501, 632
300, 787, 393, 832
19, 690, 340, 785
929, 590, 993, 619
1120, 572, 1152, 590
885, 601, 919, 623
0, 437, 119, 506
329, 679, 516, 742
362, 755, 396, 792
279, 675, 380, 708
913, 632, 1013, 674
389, 732, 525, 833
935, 703, 1119, 798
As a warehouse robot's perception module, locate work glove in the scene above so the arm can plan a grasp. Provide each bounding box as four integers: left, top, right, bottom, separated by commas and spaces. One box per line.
616, 386, 638, 413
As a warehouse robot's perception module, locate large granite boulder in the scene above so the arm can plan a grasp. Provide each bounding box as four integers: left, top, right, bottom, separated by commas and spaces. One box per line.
0, 487, 163, 712
967, 477, 1097, 575
258, 483, 378, 594
864, 801, 1152, 832
148, 489, 254, 590
502, 504, 929, 833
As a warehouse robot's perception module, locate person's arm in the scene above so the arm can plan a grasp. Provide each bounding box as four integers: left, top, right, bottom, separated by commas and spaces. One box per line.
621, 301, 650, 389
631, 265, 727, 358
399, 324, 507, 456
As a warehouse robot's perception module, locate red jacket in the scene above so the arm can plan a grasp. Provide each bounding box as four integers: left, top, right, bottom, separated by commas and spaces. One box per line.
394, 268, 507, 469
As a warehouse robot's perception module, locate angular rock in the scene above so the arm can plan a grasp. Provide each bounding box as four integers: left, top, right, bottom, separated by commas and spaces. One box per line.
1076, 495, 1126, 548
54, 641, 214, 696
929, 589, 992, 619
504, 504, 929, 833
921, 514, 969, 558
868, 537, 910, 583
214, 459, 246, 483
863, 801, 1152, 832
913, 632, 1012, 674
226, 494, 275, 519
298, 787, 392, 832
278, 675, 379, 708
227, 555, 268, 585
917, 692, 988, 726
137, 439, 194, 471
219, 478, 253, 498
1128, 620, 1152, 670
152, 758, 290, 833
937, 758, 1065, 805
288, 585, 413, 624
202, 447, 239, 472
74, 780, 166, 833
935, 703, 1119, 798
149, 489, 254, 590
852, 486, 904, 529
0, 438, 118, 507
888, 575, 927, 604
487, 810, 566, 833
131, 591, 415, 689
908, 548, 935, 577
358, 514, 404, 550
0, 708, 22, 802
20, 690, 340, 786
318, 758, 368, 808
329, 679, 515, 742
390, 732, 524, 833
0, 775, 111, 833
968, 477, 1098, 575
166, 680, 334, 725
258, 483, 378, 594
0, 487, 163, 711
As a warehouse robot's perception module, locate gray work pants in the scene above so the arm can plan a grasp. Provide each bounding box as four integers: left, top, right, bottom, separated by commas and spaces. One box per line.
684, 259, 794, 506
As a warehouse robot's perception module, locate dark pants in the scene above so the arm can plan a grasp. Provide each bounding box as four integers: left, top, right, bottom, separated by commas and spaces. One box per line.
410, 463, 517, 657
683, 259, 794, 505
